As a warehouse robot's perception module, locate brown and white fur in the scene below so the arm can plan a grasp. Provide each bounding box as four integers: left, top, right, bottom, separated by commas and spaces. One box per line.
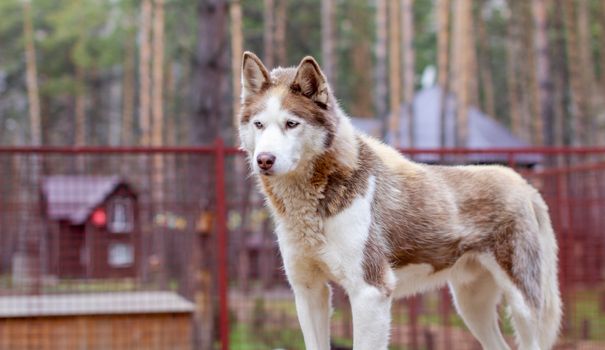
238, 52, 562, 350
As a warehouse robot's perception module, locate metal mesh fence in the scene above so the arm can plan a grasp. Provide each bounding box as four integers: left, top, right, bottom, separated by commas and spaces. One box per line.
0, 145, 604, 349
0, 148, 220, 350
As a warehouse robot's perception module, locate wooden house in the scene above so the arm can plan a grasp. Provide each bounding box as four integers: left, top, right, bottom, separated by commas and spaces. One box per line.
0, 291, 193, 350
41, 176, 140, 279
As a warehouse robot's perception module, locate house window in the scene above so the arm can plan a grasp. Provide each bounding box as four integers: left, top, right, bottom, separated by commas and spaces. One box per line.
108, 197, 134, 233
108, 243, 134, 267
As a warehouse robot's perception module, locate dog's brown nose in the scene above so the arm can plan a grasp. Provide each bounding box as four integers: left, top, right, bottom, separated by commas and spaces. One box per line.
257, 152, 276, 171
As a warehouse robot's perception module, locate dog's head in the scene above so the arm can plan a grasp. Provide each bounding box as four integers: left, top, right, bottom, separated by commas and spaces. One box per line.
238, 52, 337, 177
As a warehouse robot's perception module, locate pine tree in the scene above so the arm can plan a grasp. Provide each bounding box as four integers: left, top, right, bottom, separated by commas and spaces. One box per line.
476, 4, 496, 120
563, 0, 590, 145
507, 0, 523, 140
275, 0, 287, 66
263, 0, 274, 67
139, 0, 152, 146
321, 0, 336, 84
17, 0, 42, 290
374, 0, 388, 132
437, 0, 450, 147
601, 0, 605, 97
388, 0, 401, 145
74, 66, 86, 147
401, 0, 415, 147
151, 0, 165, 200
532, 0, 555, 145
348, 0, 374, 118
551, 0, 573, 145
230, 0, 243, 128
190, 0, 229, 145
577, 0, 597, 144
23, 0, 41, 146
121, 30, 136, 146
151, 0, 164, 151
451, 0, 473, 147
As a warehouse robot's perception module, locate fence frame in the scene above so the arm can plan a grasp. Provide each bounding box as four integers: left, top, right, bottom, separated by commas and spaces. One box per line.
2, 140, 605, 349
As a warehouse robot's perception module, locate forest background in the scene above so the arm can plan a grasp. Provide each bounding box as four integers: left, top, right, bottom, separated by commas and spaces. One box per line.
1, 0, 604, 148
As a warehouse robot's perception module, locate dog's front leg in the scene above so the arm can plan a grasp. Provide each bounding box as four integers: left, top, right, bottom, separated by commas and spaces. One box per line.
349, 284, 392, 350
282, 249, 331, 350
291, 279, 332, 350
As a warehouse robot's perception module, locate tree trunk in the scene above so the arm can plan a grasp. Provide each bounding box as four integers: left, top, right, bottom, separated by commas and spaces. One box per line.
599, 0, 605, 144
476, 7, 496, 120
139, 0, 153, 146
374, 0, 388, 134
74, 65, 86, 147
522, 0, 541, 145
190, 0, 229, 145
18, 0, 43, 292
136, 0, 154, 291
350, 13, 373, 118
321, 0, 336, 84
275, 0, 287, 66
151, 0, 166, 289
563, 0, 589, 145
151, 0, 165, 190
23, 1, 41, 147
451, 0, 473, 147
229, 0, 251, 300
401, 0, 415, 147
89, 69, 104, 146
577, 0, 597, 144
601, 0, 605, 96
230, 0, 243, 128
190, 2, 228, 347
165, 62, 176, 183
553, 67, 566, 146
507, 1, 522, 140
166, 63, 176, 146
263, 0, 275, 68
388, 0, 401, 146
467, 3, 478, 109
151, 0, 164, 151
532, 0, 555, 146
437, 0, 450, 147
552, 0, 572, 146
437, 0, 450, 91
122, 32, 136, 146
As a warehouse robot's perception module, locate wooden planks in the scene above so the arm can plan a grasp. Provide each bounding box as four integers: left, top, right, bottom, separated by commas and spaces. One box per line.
0, 314, 192, 350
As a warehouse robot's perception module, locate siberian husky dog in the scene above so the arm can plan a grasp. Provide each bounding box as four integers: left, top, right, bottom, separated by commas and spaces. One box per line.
238, 52, 561, 350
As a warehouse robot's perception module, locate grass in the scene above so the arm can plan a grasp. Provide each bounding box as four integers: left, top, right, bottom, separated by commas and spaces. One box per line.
231, 287, 605, 348
567, 288, 605, 340
42, 278, 138, 293
230, 322, 305, 350
0, 274, 185, 294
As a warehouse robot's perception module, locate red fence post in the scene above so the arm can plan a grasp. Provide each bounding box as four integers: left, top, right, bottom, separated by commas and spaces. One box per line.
408, 297, 418, 350
440, 288, 451, 350
214, 138, 229, 350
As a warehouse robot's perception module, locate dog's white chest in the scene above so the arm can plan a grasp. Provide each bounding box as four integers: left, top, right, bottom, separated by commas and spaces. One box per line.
273, 176, 376, 291
316, 176, 376, 285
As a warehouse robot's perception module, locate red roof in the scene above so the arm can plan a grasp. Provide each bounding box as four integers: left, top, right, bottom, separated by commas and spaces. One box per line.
42, 175, 126, 225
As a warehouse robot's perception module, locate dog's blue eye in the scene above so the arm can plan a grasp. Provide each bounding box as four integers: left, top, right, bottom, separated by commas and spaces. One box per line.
253, 121, 263, 129
286, 120, 299, 129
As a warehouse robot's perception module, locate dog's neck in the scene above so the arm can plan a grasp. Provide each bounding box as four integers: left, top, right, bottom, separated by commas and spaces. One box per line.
326, 110, 359, 171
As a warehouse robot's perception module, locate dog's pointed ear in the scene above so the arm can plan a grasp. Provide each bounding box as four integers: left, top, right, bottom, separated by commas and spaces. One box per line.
292, 56, 330, 107
241, 51, 270, 100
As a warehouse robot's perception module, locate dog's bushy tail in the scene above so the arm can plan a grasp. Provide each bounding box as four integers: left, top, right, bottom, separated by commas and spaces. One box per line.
533, 196, 563, 350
